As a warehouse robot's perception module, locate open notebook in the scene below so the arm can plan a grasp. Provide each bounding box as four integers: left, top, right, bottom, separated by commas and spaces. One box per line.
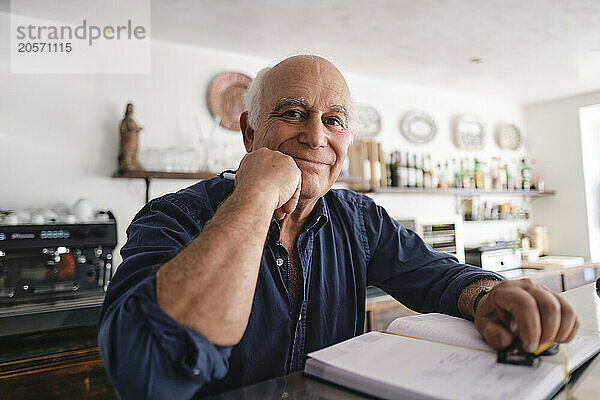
304, 313, 600, 400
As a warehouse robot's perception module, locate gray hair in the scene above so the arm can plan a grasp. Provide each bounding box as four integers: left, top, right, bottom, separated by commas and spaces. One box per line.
243, 66, 270, 131
243, 63, 357, 141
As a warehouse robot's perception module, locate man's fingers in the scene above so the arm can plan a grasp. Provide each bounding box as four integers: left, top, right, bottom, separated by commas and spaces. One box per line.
494, 286, 541, 352
476, 280, 581, 352
555, 295, 579, 342
564, 317, 580, 342
281, 175, 301, 215
475, 317, 513, 350
528, 286, 561, 345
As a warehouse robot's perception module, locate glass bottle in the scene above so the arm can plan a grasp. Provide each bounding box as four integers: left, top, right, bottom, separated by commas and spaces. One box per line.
407, 153, 416, 188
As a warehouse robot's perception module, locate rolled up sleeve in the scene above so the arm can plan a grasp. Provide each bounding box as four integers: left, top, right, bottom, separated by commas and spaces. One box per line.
98, 197, 231, 399
364, 201, 503, 317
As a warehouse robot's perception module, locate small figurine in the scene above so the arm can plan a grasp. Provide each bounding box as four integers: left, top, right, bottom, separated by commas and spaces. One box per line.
118, 102, 143, 171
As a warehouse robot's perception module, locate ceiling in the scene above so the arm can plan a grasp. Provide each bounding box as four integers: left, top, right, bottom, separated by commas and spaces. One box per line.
5, 0, 600, 104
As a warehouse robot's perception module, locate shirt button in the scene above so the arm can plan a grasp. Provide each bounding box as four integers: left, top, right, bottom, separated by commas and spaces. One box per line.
192, 368, 200, 376
276, 258, 284, 267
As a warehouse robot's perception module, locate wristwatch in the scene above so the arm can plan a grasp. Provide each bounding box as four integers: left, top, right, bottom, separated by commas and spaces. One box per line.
473, 286, 493, 315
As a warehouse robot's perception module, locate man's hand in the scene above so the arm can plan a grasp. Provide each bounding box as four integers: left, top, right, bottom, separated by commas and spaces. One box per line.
235, 147, 302, 220
474, 279, 580, 352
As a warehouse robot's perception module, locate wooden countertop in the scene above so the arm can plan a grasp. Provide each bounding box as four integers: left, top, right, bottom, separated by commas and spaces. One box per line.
366, 262, 600, 308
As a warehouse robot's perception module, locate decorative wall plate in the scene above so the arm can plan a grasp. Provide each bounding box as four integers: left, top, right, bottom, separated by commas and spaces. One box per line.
400, 110, 438, 144
355, 105, 382, 138
208, 72, 252, 131
455, 115, 486, 150
496, 123, 522, 150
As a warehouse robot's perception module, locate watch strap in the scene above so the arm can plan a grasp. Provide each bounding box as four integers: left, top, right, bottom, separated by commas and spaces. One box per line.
473, 286, 492, 315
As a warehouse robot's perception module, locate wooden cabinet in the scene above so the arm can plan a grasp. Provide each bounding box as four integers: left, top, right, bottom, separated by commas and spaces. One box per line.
0, 347, 115, 400
366, 300, 417, 332
526, 273, 563, 292
0, 327, 116, 400
564, 266, 598, 291
365, 263, 600, 333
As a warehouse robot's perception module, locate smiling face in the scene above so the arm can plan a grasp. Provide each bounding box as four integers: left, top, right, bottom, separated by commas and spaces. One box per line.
242, 56, 351, 202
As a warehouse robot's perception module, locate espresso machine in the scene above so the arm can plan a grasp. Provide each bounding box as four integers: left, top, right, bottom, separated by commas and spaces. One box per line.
0, 205, 117, 337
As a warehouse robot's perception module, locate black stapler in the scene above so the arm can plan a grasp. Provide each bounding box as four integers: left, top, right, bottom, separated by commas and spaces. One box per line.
497, 338, 559, 367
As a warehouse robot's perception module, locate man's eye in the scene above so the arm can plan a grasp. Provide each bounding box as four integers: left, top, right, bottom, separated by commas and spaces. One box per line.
282, 110, 303, 118
324, 117, 342, 126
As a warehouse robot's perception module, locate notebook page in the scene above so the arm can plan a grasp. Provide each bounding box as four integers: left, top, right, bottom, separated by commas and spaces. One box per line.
307, 331, 561, 400
387, 313, 600, 367
386, 313, 491, 351
544, 335, 600, 368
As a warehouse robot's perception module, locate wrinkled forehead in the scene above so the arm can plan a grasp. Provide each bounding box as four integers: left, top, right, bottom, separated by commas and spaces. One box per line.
261, 57, 351, 111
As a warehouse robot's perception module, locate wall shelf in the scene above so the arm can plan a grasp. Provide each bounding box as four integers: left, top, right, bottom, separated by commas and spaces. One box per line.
463, 219, 531, 224
113, 170, 217, 203
114, 170, 217, 180
368, 187, 555, 197
114, 170, 553, 204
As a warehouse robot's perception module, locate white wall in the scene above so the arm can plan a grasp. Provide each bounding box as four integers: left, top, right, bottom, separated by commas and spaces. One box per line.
0, 11, 530, 265
525, 91, 600, 260
579, 104, 600, 262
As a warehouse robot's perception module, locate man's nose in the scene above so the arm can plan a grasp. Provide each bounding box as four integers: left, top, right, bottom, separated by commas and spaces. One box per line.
298, 114, 328, 149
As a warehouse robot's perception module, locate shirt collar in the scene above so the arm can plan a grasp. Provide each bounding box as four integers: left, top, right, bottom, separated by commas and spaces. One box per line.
268, 194, 330, 240
305, 195, 329, 233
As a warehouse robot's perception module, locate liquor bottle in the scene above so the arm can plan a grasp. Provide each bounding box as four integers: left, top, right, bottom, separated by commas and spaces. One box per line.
512, 159, 522, 190
521, 157, 532, 190
466, 158, 474, 189
400, 152, 409, 187
455, 159, 462, 189
481, 160, 491, 190
461, 158, 471, 189
505, 162, 514, 190
499, 162, 508, 190
439, 161, 449, 189
407, 153, 416, 187
423, 154, 433, 189
490, 157, 500, 190
474, 158, 484, 189
432, 161, 440, 189
450, 158, 458, 188
388, 152, 399, 187
415, 154, 424, 188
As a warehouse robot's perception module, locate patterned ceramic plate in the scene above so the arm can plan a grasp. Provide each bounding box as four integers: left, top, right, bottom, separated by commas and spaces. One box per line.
497, 123, 522, 150
401, 110, 438, 144
208, 72, 252, 131
355, 105, 382, 138
455, 114, 486, 150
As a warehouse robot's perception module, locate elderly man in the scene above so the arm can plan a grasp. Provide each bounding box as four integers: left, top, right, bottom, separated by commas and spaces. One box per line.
99, 55, 579, 399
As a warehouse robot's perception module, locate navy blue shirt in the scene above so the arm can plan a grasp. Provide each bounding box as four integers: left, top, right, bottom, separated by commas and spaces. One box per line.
98, 174, 503, 399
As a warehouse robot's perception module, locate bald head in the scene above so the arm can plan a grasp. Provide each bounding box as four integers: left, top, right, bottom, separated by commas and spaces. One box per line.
240, 55, 353, 200
265, 55, 350, 99
244, 55, 352, 133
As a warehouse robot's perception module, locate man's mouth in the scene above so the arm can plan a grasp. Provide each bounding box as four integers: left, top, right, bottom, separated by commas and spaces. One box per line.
292, 156, 330, 166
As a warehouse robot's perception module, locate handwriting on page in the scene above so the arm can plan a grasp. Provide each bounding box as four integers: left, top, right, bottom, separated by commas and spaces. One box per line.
309, 332, 562, 400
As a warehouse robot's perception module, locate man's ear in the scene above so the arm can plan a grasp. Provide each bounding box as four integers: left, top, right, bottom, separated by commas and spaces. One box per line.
240, 111, 254, 152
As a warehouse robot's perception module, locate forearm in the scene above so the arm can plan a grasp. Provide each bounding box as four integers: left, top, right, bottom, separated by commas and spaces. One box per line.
458, 279, 501, 320
99, 278, 230, 399
156, 188, 276, 346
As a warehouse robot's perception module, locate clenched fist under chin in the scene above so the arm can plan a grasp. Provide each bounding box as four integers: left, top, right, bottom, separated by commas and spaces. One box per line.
235, 147, 302, 220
